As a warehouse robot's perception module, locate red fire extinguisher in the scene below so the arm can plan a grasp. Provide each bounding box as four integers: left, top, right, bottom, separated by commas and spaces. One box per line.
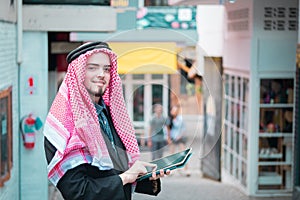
20, 113, 43, 149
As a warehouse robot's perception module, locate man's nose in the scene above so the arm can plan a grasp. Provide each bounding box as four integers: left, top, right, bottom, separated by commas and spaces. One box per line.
96, 67, 104, 77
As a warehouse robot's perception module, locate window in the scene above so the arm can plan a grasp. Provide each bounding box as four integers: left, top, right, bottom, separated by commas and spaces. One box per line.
0, 86, 12, 187
152, 84, 163, 105
222, 73, 249, 187
133, 84, 144, 121
258, 78, 294, 191
144, 0, 168, 6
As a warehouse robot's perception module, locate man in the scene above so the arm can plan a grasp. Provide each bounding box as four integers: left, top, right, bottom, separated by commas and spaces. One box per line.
44, 42, 168, 200
148, 104, 167, 160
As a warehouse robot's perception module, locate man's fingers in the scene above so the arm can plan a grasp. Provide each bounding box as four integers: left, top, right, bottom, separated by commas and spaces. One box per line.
160, 169, 164, 176
140, 161, 157, 170
165, 169, 171, 175
152, 171, 156, 178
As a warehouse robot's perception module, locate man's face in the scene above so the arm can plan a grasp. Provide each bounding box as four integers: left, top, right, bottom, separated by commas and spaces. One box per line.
154, 105, 163, 115
83, 52, 111, 102
170, 106, 179, 117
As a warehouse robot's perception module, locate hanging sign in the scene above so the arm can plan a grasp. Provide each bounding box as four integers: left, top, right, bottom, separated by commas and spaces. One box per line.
137, 6, 197, 30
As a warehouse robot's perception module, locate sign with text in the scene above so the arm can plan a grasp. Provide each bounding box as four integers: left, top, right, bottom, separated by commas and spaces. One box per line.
137, 6, 197, 30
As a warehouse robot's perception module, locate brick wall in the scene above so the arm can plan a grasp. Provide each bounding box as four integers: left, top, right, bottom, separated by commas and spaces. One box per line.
0, 21, 20, 199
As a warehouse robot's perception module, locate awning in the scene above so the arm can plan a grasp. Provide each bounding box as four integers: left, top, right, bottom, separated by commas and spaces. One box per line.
108, 42, 177, 74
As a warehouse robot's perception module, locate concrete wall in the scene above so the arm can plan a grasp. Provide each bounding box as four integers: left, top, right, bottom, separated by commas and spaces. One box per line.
0, 21, 20, 200
252, 0, 297, 74
223, 0, 253, 72
197, 5, 224, 57
223, 0, 297, 73
0, 1, 17, 22
19, 31, 48, 200
23, 5, 116, 32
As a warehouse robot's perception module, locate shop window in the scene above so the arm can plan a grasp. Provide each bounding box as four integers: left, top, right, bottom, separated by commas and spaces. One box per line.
152, 84, 163, 105
132, 74, 144, 80
152, 74, 163, 79
144, 0, 168, 6
222, 73, 249, 187
133, 84, 144, 121
0, 86, 12, 187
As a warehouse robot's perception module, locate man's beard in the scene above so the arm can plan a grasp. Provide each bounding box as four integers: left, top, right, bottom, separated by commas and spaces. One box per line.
86, 86, 104, 99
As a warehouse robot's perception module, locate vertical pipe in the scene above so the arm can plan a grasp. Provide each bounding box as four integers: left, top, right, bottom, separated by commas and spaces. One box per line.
17, 0, 22, 64
17, 0, 22, 199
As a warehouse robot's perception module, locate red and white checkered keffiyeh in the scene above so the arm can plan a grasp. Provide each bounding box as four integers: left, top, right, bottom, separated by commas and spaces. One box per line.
44, 47, 140, 185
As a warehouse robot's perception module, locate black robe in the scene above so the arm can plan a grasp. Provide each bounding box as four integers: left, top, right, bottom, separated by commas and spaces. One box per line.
44, 105, 160, 200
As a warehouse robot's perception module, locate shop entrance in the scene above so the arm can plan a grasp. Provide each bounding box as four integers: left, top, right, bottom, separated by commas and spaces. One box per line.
121, 74, 169, 146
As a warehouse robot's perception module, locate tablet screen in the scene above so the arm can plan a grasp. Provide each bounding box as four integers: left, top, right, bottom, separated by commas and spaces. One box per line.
146, 148, 191, 172
137, 148, 192, 181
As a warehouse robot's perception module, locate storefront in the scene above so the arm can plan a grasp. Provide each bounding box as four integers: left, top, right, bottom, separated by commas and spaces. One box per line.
222, 0, 298, 197
121, 73, 169, 144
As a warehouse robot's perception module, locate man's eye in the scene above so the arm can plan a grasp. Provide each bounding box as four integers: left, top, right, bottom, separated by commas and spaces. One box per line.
104, 67, 111, 72
87, 66, 96, 70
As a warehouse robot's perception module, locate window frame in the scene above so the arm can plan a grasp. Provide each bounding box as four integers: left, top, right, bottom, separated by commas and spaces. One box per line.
0, 86, 13, 187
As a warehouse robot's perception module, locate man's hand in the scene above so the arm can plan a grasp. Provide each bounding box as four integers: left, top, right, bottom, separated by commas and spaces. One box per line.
149, 169, 171, 181
119, 161, 157, 185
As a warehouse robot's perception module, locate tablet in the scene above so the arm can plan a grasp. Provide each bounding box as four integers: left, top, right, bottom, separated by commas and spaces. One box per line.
137, 148, 192, 181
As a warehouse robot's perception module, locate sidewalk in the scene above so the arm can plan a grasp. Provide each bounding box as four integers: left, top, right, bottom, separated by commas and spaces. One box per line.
49, 170, 292, 200
133, 147, 292, 200
49, 139, 292, 200
48, 116, 292, 200
133, 171, 292, 200
133, 115, 292, 200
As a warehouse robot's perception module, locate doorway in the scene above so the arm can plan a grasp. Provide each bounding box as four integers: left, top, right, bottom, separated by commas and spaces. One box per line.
121, 74, 169, 145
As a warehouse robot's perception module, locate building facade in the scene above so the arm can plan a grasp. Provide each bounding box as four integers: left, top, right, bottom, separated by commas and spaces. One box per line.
1, 0, 299, 199
1, 0, 200, 199
0, 1, 19, 199
222, 0, 298, 197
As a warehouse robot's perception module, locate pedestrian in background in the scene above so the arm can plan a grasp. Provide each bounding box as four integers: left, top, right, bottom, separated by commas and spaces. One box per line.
167, 105, 190, 176
148, 104, 168, 160
43, 41, 170, 200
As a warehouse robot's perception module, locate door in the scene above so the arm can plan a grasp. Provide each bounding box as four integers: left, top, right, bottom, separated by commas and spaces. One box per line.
122, 74, 169, 146
201, 58, 222, 181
